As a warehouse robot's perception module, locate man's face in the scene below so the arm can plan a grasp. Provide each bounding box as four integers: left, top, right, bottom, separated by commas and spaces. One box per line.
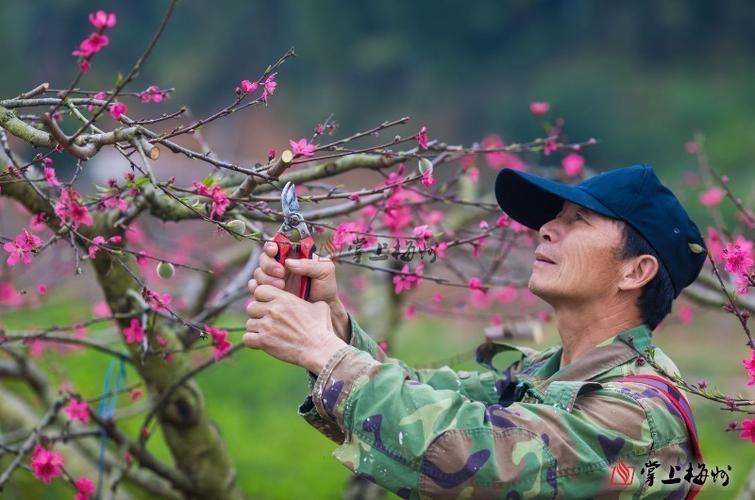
529, 201, 625, 305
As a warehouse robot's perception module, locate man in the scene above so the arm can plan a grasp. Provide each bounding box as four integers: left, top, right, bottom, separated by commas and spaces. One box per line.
244, 164, 708, 498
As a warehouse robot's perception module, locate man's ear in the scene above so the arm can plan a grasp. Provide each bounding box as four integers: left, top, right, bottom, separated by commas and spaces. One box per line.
618, 254, 659, 292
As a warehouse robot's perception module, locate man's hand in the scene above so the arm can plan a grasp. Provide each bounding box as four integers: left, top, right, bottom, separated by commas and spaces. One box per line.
248, 241, 350, 341
243, 284, 346, 374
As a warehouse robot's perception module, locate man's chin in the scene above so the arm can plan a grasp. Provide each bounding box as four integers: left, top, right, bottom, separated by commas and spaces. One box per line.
527, 277, 552, 303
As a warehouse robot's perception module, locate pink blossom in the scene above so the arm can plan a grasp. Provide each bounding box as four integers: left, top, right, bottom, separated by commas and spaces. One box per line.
92, 301, 111, 318
561, 153, 584, 177
89, 10, 117, 29
468, 277, 483, 290
109, 102, 127, 120
706, 227, 725, 263
412, 224, 433, 240
529, 102, 550, 115
481, 134, 526, 171
73, 323, 87, 338
479, 220, 489, 230
29, 339, 45, 358
88, 235, 106, 259
262, 73, 277, 102
79, 60, 91, 73
145, 290, 172, 312
685, 141, 699, 155
421, 170, 435, 187
123, 318, 145, 344
489, 313, 503, 326
43, 166, 61, 187
466, 166, 479, 184
743, 350, 755, 386
469, 289, 492, 309
88, 91, 107, 112
3, 229, 43, 266
139, 85, 167, 103
64, 399, 91, 426
37, 283, 48, 296
352, 274, 368, 291
377, 341, 389, 353
460, 154, 475, 170
723, 243, 754, 274
471, 236, 486, 258
289, 138, 316, 157
102, 193, 129, 212
416, 126, 429, 150
735, 272, 751, 296
392, 264, 420, 294
432, 292, 444, 303
433, 242, 448, 260
75, 476, 96, 500
54, 189, 93, 230
677, 303, 694, 325
404, 304, 417, 320
0, 281, 24, 306
240, 79, 258, 94
206, 325, 232, 360
699, 187, 725, 207
494, 286, 518, 304
30, 445, 64, 484
30, 212, 48, 231
192, 182, 230, 220
682, 171, 700, 187
130, 388, 144, 401
740, 418, 755, 443
425, 210, 445, 225
72, 33, 109, 58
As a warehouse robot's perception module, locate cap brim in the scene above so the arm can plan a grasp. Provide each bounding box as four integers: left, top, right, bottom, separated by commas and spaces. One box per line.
494, 169, 618, 229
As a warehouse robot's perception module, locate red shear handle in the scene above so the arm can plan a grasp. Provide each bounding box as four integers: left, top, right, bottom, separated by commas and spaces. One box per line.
297, 236, 316, 301
273, 233, 316, 301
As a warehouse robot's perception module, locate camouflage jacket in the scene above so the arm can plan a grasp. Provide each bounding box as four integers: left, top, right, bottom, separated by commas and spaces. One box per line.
298, 316, 698, 499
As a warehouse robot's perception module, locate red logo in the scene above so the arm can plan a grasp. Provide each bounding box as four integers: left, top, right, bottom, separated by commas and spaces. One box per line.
610, 460, 635, 486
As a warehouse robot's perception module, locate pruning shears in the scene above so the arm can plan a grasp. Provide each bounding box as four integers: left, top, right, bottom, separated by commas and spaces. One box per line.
273, 181, 315, 300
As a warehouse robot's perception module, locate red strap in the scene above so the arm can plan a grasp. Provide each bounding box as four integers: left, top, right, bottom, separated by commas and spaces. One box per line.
618, 374, 703, 499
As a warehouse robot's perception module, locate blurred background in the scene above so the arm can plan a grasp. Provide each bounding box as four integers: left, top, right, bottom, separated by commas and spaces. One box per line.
1, 0, 754, 498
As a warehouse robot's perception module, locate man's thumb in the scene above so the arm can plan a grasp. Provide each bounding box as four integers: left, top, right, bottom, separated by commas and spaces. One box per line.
285, 258, 329, 279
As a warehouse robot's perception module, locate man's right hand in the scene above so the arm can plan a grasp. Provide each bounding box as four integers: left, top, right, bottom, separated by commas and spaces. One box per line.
247, 241, 351, 342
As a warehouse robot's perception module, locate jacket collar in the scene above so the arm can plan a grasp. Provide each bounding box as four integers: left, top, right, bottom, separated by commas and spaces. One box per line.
514, 324, 653, 387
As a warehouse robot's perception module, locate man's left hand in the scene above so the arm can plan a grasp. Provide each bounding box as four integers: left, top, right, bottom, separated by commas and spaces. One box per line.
243, 284, 347, 374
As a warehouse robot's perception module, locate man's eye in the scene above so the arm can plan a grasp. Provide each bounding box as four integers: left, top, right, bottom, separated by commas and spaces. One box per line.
575, 212, 586, 221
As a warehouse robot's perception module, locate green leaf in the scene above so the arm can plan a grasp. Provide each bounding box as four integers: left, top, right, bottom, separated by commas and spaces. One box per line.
202, 176, 216, 187
135, 176, 150, 187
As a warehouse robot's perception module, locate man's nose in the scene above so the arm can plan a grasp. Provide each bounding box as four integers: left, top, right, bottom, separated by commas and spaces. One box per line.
539, 218, 557, 243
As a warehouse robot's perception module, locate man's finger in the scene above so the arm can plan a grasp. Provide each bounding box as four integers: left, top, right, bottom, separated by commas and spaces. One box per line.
242, 331, 262, 349
253, 283, 287, 302
253, 267, 285, 289
260, 253, 285, 278
263, 241, 279, 257
245, 300, 266, 319
285, 256, 334, 279
247, 278, 257, 294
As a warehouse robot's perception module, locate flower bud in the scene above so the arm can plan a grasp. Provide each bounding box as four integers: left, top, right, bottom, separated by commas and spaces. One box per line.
226, 219, 246, 235
156, 261, 175, 279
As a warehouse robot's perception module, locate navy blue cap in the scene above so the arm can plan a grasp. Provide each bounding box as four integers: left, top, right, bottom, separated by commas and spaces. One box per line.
494, 164, 707, 298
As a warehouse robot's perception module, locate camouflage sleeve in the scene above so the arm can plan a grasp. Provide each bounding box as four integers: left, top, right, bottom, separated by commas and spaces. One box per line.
309, 346, 693, 499
298, 316, 514, 444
